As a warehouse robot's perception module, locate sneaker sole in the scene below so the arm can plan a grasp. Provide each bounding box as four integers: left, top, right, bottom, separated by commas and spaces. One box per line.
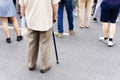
100, 40, 108, 44
107, 44, 114, 47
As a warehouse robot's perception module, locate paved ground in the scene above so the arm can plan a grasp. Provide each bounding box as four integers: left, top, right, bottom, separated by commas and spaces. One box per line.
0, 13, 120, 80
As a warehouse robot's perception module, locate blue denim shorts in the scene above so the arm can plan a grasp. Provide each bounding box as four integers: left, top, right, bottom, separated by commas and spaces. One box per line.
100, 1, 120, 23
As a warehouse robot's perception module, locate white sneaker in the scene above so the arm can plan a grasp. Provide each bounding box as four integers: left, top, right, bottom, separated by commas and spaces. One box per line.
99, 37, 108, 44
108, 41, 114, 47
57, 33, 63, 38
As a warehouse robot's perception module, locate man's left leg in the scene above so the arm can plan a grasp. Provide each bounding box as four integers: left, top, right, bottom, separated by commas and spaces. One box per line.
40, 28, 52, 73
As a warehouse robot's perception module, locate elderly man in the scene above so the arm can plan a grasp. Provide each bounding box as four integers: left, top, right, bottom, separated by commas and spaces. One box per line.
19, 0, 60, 73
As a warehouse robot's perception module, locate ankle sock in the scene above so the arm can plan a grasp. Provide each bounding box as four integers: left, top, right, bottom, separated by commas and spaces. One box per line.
104, 37, 108, 40
109, 38, 113, 41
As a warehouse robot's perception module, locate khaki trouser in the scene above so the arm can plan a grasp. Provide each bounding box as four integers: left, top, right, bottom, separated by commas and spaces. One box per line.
74, 0, 79, 7
27, 28, 52, 70
79, 0, 93, 27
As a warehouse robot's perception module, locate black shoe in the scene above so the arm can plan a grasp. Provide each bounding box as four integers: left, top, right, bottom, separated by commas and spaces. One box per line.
85, 26, 89, 28
17, 35, 23, 41
93, 18, 97, 22
6, 37, 11, 43
29, 65, 36, 71
40, 66, 52, 73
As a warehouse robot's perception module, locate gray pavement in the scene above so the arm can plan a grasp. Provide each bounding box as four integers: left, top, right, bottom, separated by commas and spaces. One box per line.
0, 13, 120, 80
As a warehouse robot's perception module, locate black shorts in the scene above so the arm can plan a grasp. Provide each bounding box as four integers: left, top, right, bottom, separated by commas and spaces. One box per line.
100, 1, 120, 23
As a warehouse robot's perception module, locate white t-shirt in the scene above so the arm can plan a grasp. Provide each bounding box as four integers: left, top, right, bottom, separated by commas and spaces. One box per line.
19, 0, 60, 31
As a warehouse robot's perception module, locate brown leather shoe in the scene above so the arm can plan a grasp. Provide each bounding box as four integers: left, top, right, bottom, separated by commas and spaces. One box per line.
85, 26, 89, 28
40, 66, 52, 73
69, 30, 75, 35
79, 26, 84, 29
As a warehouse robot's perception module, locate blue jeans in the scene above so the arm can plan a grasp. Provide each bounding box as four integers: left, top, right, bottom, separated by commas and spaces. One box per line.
57, 0, 74, 33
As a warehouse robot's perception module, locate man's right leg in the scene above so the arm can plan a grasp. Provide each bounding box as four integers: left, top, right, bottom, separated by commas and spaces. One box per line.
27, 28, 39, 70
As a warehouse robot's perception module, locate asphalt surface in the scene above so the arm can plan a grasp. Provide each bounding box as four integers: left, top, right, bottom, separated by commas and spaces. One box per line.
0, 12, 120, 80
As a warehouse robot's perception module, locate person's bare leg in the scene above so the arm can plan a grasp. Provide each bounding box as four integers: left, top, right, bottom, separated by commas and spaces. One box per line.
109, 23, 116, 39
10, 16, 20, 36
1, 18, 10, 38
107, 23, 116, 46
10, 16, 23, 41
102, 22, 109, 38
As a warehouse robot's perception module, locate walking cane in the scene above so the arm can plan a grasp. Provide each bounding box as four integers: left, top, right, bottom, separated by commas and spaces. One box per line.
52, 29, 59, 64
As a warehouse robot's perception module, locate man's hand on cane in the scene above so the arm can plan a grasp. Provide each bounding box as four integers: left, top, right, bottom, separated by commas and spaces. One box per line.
53, 3, 58, 23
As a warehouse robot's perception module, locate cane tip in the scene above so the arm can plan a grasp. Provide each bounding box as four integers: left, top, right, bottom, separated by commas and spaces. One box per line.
56, 61, 59, 64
